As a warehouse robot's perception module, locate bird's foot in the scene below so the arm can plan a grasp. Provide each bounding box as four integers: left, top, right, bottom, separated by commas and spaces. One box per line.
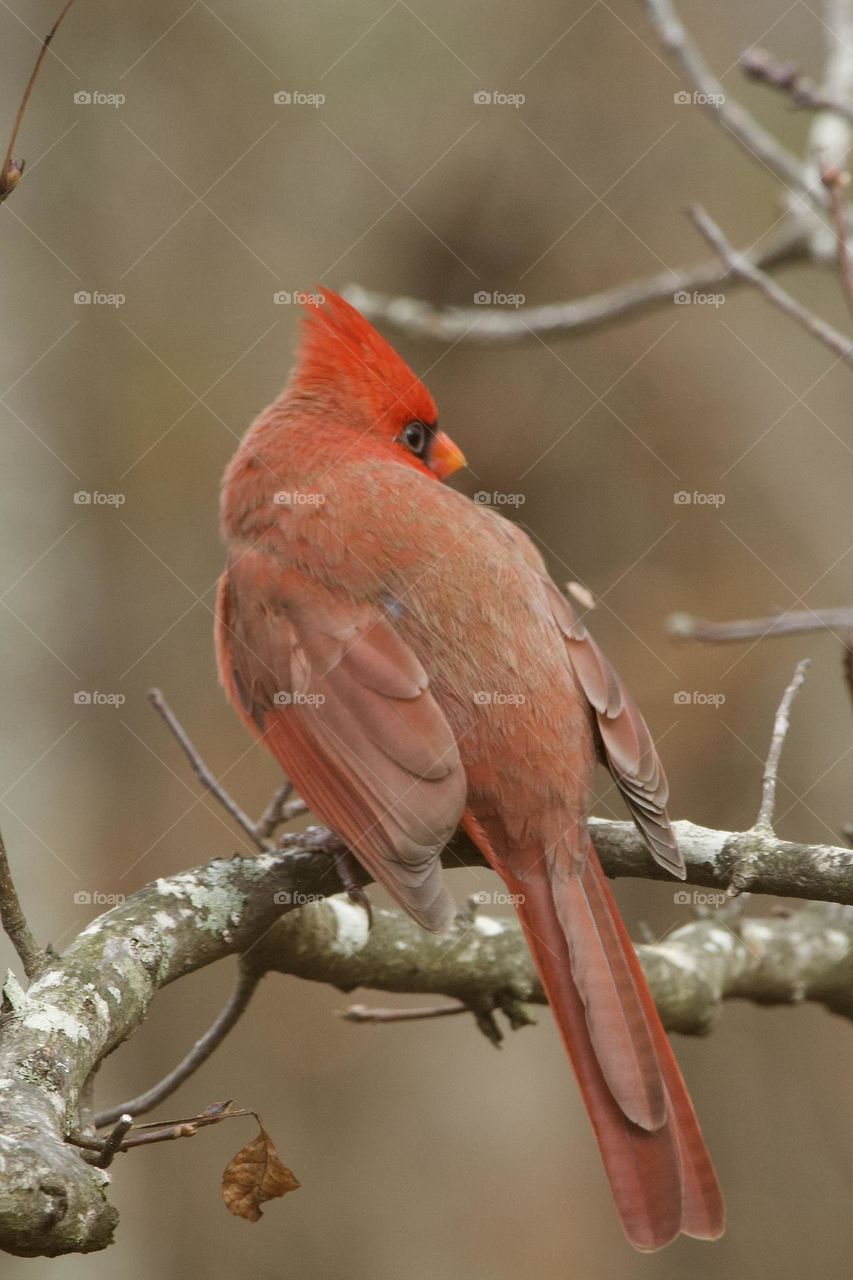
333, 849, 373, 929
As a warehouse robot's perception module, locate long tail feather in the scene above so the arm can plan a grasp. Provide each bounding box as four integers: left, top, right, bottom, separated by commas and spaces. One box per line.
497, 838, 724, 1249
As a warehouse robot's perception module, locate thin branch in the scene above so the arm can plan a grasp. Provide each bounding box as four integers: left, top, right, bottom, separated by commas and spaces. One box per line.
741, 46, 853, 124
754, 660, 811, 832
85, 1115, 133, 1169
821, 164, 853, 318
0, 0, 77, 201
688, 203, 853, 365
344, 230, 808, 343
642, 0, 821, 208
0, 827, 48, 980
148, 689, 305, 849
254, 781, 294, 841
69, 1102, 251, 1161
148, 688, 266, 849
342, 1001, 468, 1023
667, 605, 853, 642
94, 963, 262, 1129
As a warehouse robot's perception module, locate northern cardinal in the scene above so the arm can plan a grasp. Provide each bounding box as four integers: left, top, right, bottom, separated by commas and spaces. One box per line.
216, 290, 724, 1250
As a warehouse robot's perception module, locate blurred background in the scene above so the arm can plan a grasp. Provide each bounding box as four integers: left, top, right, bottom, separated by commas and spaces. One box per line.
1, 0, 853, 1275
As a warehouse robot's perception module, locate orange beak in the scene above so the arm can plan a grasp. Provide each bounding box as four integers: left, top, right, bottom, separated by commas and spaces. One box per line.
429, 430, 467, 480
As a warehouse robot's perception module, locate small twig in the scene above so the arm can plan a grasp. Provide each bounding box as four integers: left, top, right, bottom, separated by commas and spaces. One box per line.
688, 203, 853, 365
0, 0, 77, 201
149, 689, 308, 848
821, 165, 853, 319
668, 605, 853, 642
345, 230, 807, 344
754, 660, 811, 833
69, 1102, 250, 1160
86, 1114, 133, 1169
741, 47, 853, 124
0, 828, 48, 980
643, 0, 821, 209
94, 964, 262, 1128
148, 688, 265, 849
341, 1001, 468, 1024
254, 781, 294, 841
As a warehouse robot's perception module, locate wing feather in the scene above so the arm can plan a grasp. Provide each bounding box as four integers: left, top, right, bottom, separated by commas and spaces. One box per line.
216, 556, 466, 929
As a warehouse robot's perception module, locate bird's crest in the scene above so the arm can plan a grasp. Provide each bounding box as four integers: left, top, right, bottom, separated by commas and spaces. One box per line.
292, 288, 437, 431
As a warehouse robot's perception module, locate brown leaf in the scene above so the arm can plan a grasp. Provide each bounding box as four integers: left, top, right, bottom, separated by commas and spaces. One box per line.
222, 1125, 300, 1222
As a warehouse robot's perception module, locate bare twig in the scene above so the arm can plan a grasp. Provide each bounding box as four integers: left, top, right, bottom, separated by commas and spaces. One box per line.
342, 1001, 468, 1023
0, 828, 48, 980
754, 660, 811, 832
82, 1115, 133, 1169
344, 230, 808, 343
642, 0, 821, 209
94, 963, 262, 1129
741, 47, 853, 124
821, 164, 853, 318
688, 203, 853, 365
667, 605, 853, 642
148, 689, 307, 849
254, 781, 294, 841
0, 0, 77, 201
148, 688, 267, 849
69, 1102, 251, 1161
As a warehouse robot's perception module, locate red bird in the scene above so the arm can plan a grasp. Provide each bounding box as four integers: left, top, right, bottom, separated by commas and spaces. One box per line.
215, 290, 724, 1250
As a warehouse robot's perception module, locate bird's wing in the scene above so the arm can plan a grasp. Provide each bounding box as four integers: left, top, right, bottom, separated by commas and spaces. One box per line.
216, 553, 467, 929
543, 579, 683, 878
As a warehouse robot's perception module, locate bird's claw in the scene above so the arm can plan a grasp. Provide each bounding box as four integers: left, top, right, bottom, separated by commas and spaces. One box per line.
334, 850, 373, 929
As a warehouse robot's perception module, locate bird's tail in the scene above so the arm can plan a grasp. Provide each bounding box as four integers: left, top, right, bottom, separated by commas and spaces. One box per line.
499, 837, 724, 1250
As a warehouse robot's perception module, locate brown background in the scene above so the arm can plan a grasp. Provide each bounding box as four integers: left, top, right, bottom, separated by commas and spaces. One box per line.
1, 1, 852, 1276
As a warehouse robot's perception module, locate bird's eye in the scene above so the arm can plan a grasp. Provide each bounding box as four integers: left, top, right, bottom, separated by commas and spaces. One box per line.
399, 420, 429, 458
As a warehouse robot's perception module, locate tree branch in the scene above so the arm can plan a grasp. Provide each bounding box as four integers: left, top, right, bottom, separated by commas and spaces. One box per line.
754, 659, 810, 834
344, 231, 808, 343
641, 0, 820, 207
741, 46, 853, 124
1, 823, 853, 1254
0, 829, 48, 980
667, 605, 853, 642
0, 808, 845, 1249
688, 203, 853, 365
0, 0, 77, 201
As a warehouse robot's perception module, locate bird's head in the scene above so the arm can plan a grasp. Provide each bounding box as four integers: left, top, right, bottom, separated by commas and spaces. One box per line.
291, 288, 466, 481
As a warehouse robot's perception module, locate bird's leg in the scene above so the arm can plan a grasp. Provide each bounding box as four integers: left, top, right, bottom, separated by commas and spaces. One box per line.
333, 848, 373, 928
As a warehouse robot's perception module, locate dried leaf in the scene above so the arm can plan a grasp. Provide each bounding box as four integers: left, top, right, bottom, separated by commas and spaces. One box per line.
222, 1125, 300, 1221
